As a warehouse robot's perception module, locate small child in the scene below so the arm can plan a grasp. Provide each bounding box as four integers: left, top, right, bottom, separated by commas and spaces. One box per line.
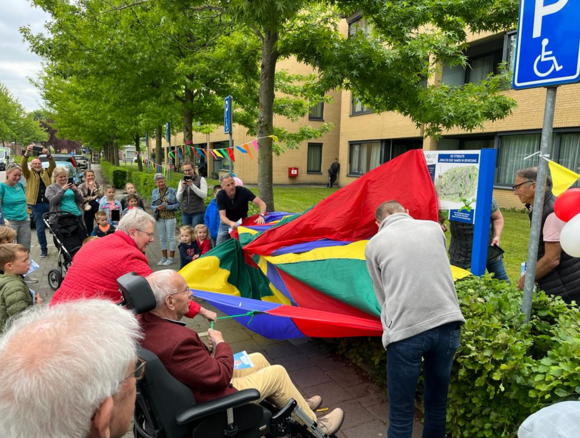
0, 226, 16, 245
178, 225, 200, 269
120, 182, 145, 211
91, 211, 116, 237
0, 244, 41, 333
122, 193, 144, 215
204, 185, 221, 248
82, 236, 99, 245
195, 224, 211, 256
98, 185, 122, 225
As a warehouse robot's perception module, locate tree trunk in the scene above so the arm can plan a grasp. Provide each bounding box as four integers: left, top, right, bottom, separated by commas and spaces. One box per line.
183, 78, 194, 158
257, 30, 279, 211
135, 133, 143, 172
155, 125, 163, 166
113, 142, 120, 166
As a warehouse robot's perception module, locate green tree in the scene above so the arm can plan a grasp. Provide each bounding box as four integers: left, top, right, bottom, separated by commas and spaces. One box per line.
0, 83, 48, 146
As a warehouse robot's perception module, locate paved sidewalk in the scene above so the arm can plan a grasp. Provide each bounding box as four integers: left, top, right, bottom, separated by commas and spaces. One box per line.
32, 164, 424, 438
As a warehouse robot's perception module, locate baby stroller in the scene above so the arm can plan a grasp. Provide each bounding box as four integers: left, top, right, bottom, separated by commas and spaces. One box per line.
43, 211, 88, 290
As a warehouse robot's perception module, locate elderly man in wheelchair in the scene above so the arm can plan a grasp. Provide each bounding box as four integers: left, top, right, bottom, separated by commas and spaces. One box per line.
118, 270, 345, 438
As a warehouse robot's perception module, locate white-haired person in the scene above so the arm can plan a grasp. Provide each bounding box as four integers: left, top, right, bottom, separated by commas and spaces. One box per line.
50, 209, 216, 321
140, 270, 345, 437
150, 173, 180, 266
0, 299, 142, 438
45, 166, 85, 226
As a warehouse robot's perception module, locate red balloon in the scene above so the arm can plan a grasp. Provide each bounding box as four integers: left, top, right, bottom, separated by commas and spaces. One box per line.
555, 188, 580, 222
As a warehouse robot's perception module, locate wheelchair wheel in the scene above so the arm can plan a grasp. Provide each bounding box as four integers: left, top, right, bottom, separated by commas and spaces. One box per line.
48, 269, 63, 291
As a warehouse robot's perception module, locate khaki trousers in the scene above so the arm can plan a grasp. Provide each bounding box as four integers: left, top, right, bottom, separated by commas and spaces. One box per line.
231, 353, 316, 421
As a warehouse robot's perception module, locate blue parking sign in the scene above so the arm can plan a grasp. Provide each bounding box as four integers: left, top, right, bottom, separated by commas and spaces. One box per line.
513, 0, 580, 89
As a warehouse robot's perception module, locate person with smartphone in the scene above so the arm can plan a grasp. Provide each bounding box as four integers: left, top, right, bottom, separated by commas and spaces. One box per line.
21, 144, 56, 257
45, 167, 85, 228
176, 161, 207, 228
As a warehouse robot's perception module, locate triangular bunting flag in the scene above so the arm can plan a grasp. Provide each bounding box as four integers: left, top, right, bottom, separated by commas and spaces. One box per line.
252, 139, 259, 151
220, 149, 230, 160
209, 149, 218, 159
227, 147, 236, 162
214, 149, 224, 158
243, 143, 253, 159
269, 135, 279, 142
236, 146, 248, 154
548, 159, 580, 196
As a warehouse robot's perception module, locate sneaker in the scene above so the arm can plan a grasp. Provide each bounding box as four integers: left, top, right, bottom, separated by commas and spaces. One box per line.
40, 252, 48, 258
307, 395, 323, 411
157, 257, 167, 266
24, 277, 38, 284
162, 257, 174, 266
317, 408, 344, 436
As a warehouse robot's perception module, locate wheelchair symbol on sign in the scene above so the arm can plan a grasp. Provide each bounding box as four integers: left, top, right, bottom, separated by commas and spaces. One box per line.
534, 38, 564, 77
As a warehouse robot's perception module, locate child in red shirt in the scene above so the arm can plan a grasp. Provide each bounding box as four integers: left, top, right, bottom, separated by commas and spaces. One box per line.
194, 224, 211, 255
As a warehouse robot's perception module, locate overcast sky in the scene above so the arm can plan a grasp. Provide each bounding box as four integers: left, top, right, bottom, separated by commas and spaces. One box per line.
0, 0, 51, 112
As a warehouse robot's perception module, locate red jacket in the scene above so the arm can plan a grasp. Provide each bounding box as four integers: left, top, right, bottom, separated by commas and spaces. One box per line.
51, 232, 152, 305
197, 239, 211, 255
140, 312, 236, 404
50, 231, 201, 316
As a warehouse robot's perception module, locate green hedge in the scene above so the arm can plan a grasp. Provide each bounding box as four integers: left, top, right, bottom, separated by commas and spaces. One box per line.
333, 276, 580, 437
100, 160, 128, 189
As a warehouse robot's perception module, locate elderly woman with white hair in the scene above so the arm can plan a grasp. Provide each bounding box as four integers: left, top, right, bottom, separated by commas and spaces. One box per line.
45, 166, 85, 226
150, 173, 180, 266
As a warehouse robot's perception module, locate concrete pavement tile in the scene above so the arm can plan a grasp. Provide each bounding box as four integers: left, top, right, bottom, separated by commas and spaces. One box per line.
309, 354, 346, 372
327, 366, 365, 388
253, 335, 287, 347
287, 366, 333, 389
270, 353, 315, 372
303, 382, 353, 405
341, 419, 387, 438
367, 401, 389, 422
334, 399, 378, 430
264, 342, 300, 358
344, 382, 380, 399
357, 391, 388, 408
227, 339, 263, 354
288, 337, 310, 346
294, 340, 328, 358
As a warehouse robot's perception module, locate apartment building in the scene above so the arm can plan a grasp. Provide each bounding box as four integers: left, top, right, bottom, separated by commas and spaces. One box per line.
149, 18, 580, 210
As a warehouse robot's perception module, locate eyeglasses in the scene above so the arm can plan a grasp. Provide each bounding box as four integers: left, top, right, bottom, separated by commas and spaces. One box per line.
512, 180, 534, 191
120, 357, 147, 384
170, 286, 191, 297
136, 229, 155, 239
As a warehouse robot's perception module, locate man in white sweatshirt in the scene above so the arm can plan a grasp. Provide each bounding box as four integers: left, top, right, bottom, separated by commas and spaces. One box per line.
365, 200, 465, 438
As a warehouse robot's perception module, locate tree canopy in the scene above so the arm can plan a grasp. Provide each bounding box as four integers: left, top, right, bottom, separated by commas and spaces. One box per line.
0, 83, 48, 146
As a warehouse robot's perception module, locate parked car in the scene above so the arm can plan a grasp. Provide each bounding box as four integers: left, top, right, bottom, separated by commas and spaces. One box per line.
41, 161, 84, 185
74, 154, 88, 170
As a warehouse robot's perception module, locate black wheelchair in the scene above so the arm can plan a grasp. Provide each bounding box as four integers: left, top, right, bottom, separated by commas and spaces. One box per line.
117, 273, 335, 438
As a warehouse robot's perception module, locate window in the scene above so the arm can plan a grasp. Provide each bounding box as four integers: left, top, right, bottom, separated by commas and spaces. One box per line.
307, 143, 322, 173
442, 37, 505, 86
309, 102, 324, 120
437, 137, 495, 150
349, 141, 381, 175
212, 142, 231, 171
348, 16, 372, 37
351, 96, 372, 115
504, 31, 517, 76
496, 134, 541, 185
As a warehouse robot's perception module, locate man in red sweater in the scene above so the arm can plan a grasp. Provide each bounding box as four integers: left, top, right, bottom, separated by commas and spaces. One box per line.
51, 209, 216, 322
140, 270, 345, 437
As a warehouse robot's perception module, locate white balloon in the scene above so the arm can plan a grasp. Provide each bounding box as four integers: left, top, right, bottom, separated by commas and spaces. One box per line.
560, 213, 580, 257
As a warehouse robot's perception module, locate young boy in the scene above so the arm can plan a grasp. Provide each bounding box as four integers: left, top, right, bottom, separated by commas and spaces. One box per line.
91, 211, 116, 237
204, 185, 221, 248
0, 244, 41, 333
120, 182, 145, 211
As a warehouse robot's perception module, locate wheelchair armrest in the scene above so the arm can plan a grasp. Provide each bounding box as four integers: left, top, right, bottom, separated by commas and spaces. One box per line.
175, 389, 261, 425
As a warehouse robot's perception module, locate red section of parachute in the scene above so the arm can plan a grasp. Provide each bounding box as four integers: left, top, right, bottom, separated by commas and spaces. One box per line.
244, 150, 438, 256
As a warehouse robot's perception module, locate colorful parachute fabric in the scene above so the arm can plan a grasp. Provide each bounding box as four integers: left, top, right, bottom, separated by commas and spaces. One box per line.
181, 150, 470, 339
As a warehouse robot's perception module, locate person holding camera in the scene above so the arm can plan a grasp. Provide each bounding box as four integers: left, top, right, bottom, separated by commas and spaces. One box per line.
176, 161, 207, 228
45, 167, 85, 227
21, 144, 55, 257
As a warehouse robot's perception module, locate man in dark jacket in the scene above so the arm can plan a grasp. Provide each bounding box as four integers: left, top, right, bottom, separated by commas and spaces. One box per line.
140, 270, 345, 437
514, 167, 580, 303
327, 158, 340, 188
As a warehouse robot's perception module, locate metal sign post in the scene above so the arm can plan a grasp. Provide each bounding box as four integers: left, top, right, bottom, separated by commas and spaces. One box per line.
224, 95, 234, 173
512, 0, 580, 320
165, 122, 171, 181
